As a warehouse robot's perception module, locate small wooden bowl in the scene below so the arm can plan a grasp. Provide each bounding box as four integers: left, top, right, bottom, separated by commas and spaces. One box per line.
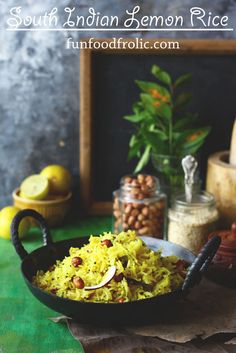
13, 188, 72, 227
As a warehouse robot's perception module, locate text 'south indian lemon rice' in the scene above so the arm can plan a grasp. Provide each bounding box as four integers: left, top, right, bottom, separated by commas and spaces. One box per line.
33, 231, 188, 303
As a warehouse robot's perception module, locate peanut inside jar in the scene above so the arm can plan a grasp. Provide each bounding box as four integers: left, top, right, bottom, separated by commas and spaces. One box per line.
113, 174, 166, 238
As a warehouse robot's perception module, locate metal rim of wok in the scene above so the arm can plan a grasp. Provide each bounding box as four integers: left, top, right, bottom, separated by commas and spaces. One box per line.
10, 209, 221, 325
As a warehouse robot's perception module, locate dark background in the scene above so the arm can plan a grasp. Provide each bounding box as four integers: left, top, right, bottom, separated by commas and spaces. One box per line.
92, 52, 236, 201
1, 0, 236, 207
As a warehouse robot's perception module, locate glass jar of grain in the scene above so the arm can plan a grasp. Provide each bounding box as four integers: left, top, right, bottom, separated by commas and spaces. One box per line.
168, 192, 219, 255
113, 174, 166, 238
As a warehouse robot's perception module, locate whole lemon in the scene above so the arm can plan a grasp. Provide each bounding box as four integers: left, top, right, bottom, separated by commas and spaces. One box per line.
40, 165, 72, 195
0, 206, 31, 240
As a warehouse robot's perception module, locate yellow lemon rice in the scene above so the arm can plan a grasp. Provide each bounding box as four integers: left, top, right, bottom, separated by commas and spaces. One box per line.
33, 231, 187, 303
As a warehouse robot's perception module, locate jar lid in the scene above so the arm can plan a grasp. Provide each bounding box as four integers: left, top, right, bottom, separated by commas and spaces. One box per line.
173, 191, 216, 210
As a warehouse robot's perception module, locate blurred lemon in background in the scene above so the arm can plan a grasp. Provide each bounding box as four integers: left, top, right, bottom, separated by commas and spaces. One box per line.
40, 165, 72, 195
0, 206, 31, 240
20, 175, 49, 200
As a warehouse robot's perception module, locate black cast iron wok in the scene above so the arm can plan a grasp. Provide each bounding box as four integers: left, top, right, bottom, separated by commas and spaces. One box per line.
11, 209, 221, 326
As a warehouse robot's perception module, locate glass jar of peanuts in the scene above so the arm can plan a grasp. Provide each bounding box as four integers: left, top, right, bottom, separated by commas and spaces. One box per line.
168, 192, 219, 255
113, 174, 166, 238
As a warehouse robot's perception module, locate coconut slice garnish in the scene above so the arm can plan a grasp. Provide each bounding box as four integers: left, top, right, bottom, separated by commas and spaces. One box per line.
84, 265, 117, 290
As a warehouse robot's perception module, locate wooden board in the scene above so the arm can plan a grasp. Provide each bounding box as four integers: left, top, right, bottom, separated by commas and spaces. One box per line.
80, 39, 236, 215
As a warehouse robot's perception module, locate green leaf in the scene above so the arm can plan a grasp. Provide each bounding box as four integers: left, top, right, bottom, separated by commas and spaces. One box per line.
140, 93, 156, 115
156, 102, 172, 121
128, 143, 142, 160
132, 101, 143, 114
182, 139, 207, 155
139, 93, 172, 122
174, 127, 211, 154
175, 93, 192, 108
129, 134, 138, 148
134, 145, 151, 173
184, 127, 211, 147
174, 73, 192, 88
145, 129, 167, 143
128, 135, 143, 160
151, 65, 172, 86
148, 124, 167, 137
140, 93, 154, 104
143, 130, 168, 155
173, 113, 198, 131
135, 80, 171, 101
124, 114, 145, 123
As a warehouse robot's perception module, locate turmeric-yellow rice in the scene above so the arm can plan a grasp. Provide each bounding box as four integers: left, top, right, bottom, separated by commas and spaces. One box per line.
33, 231, 187, 303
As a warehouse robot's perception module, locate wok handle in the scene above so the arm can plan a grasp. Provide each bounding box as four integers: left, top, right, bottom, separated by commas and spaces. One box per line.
182, 235, 221, 292
11, 209, 53, 261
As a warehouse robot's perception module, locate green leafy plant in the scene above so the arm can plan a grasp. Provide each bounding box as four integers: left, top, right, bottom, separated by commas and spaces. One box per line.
124, 65, 211, 174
